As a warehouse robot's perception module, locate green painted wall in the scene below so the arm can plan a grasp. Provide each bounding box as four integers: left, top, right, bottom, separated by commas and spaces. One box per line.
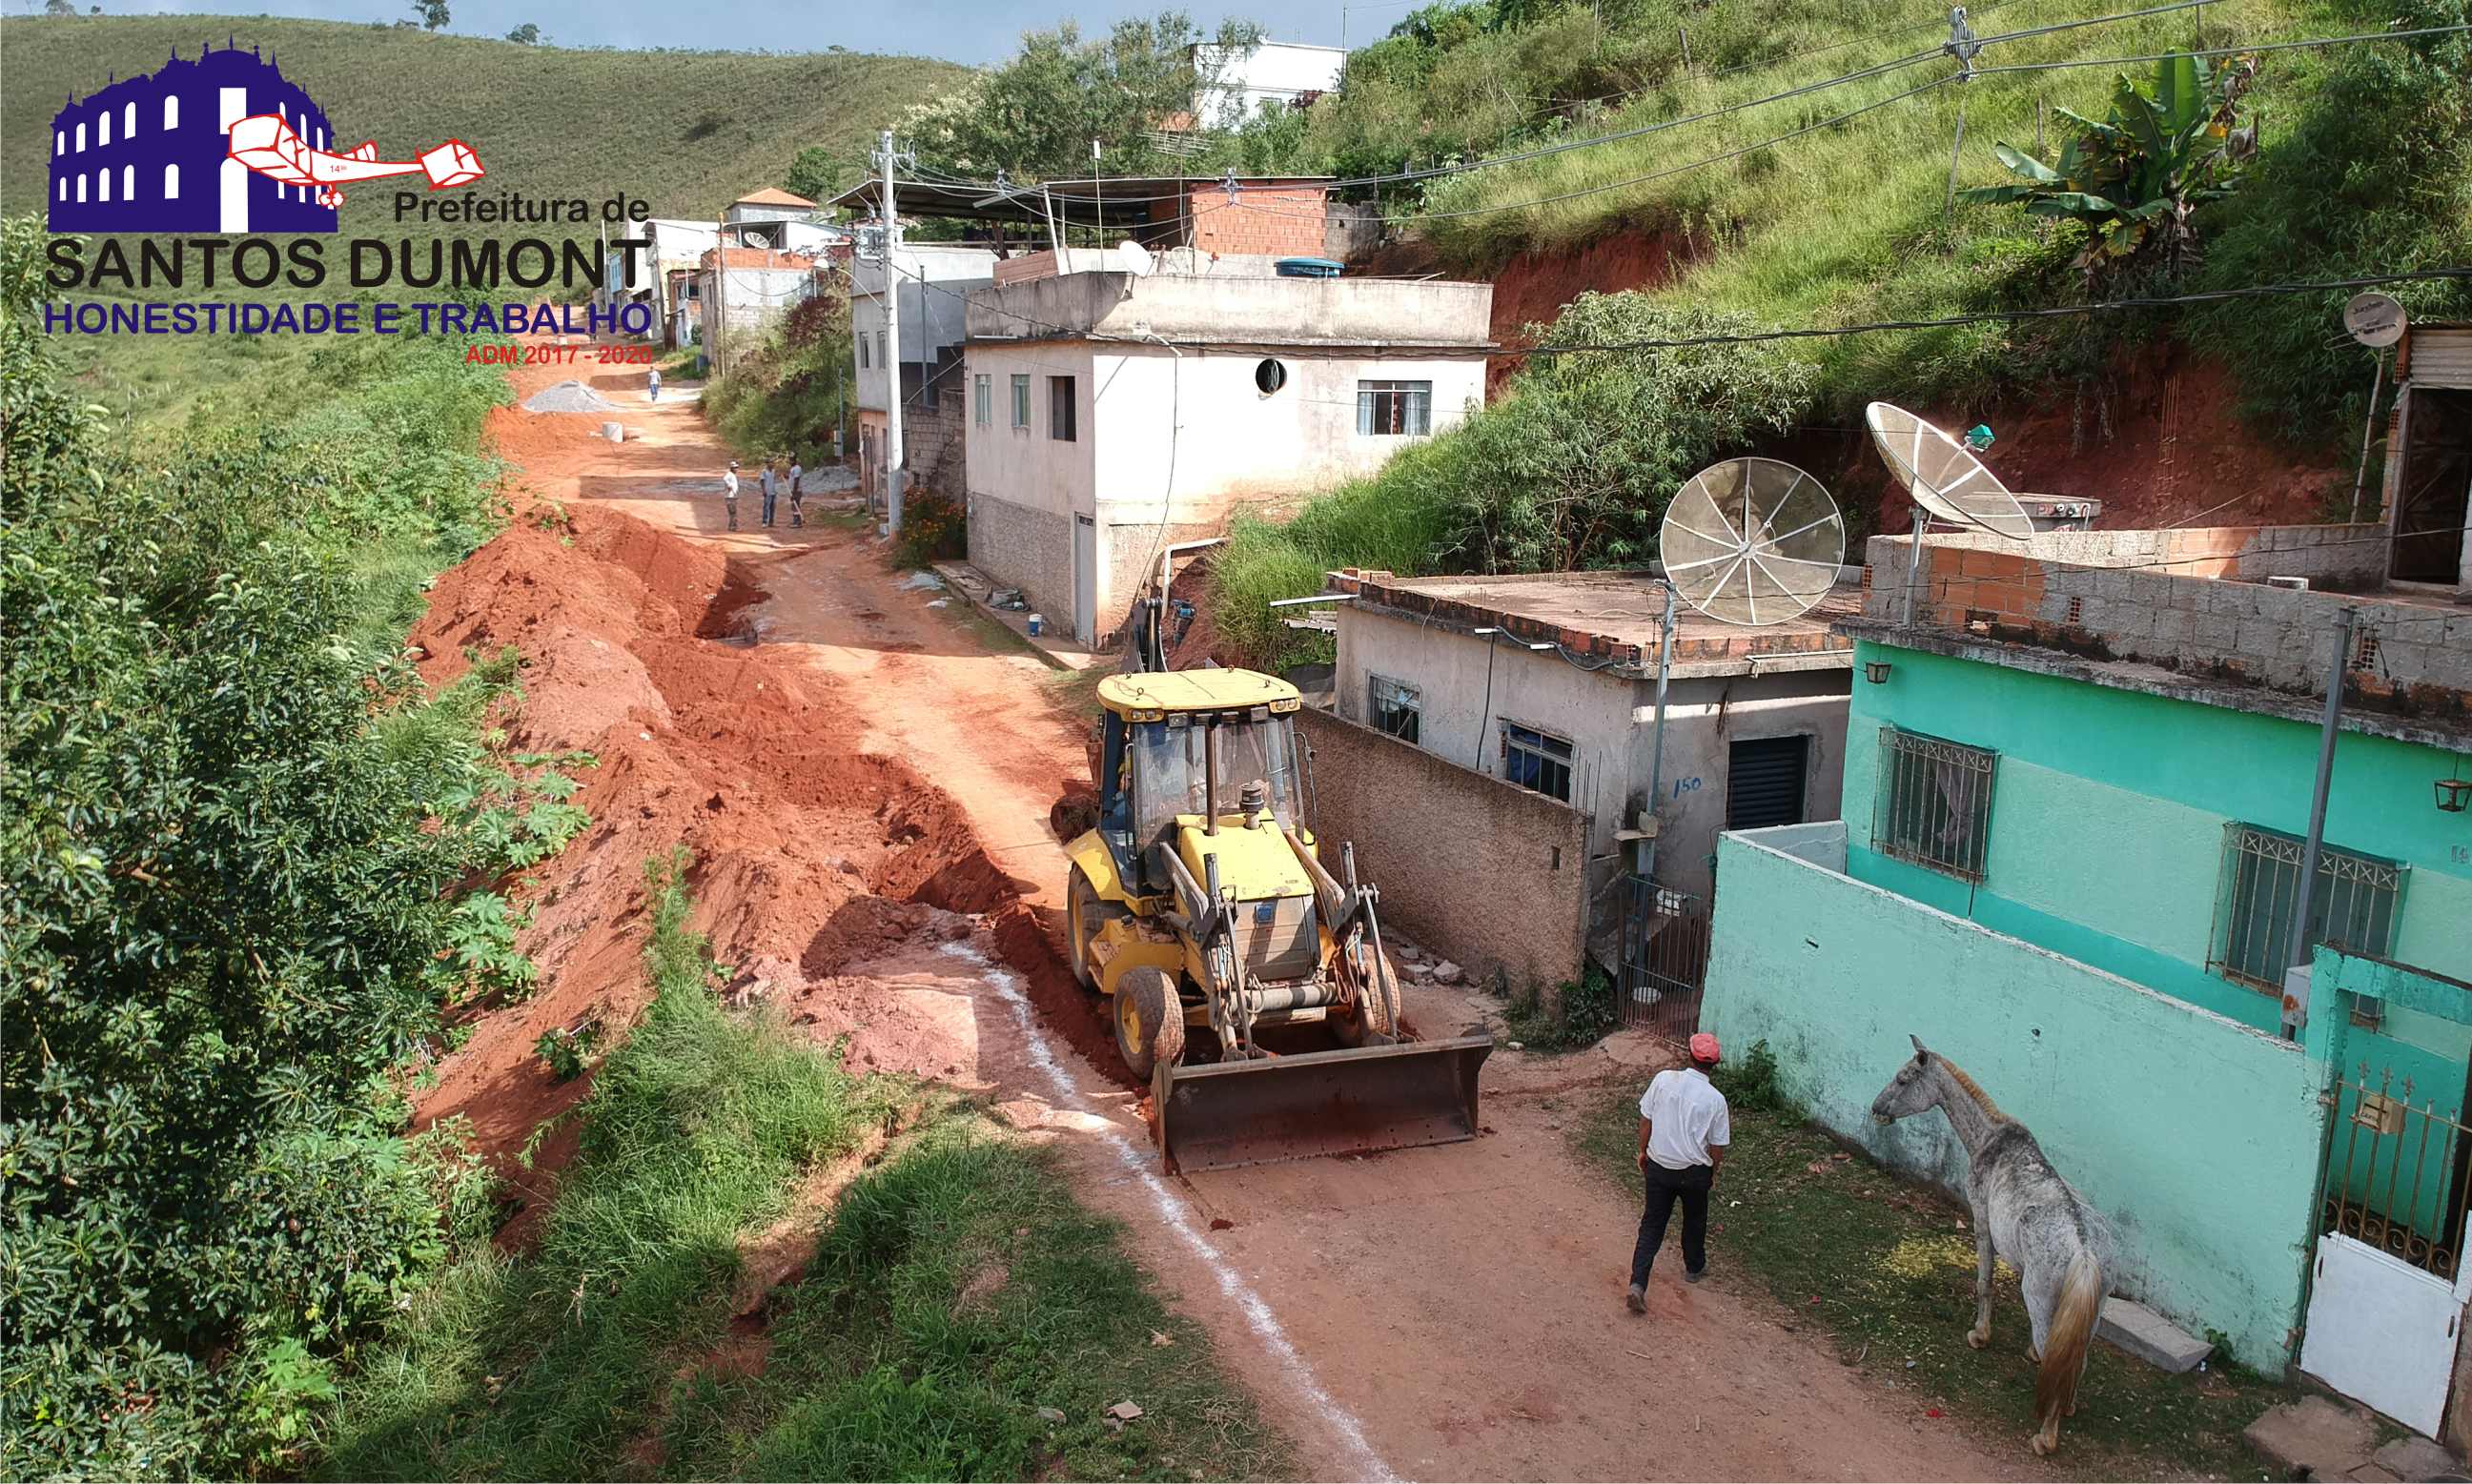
1703, 832, 2328, 1367
1843, 643, 2472, 1015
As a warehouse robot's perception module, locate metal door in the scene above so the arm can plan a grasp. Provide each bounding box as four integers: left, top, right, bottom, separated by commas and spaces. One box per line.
2300, 1231, 2467, 1435
1073, 513, 1097, 644
1615, 877, 1709, 1046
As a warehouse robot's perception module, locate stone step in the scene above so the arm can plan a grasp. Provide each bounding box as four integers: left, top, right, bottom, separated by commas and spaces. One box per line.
2097, 1296, 2212, 1373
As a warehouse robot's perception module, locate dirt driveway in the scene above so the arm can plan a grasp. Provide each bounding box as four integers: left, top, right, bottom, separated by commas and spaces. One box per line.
492, 356, 2023, 1482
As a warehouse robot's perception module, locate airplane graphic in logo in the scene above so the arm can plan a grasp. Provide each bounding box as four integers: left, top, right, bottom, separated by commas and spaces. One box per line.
226, 112, 483, 207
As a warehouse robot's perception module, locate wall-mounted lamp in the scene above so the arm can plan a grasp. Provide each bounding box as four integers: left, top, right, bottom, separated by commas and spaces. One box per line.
2439, 777, 2471, 813
1864, 661, 1893, 684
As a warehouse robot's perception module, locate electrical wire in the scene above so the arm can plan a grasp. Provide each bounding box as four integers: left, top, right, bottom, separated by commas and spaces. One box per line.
1508, 266, 2472, 354
1965, 20, 2472, 71
992, 0, 2235, 204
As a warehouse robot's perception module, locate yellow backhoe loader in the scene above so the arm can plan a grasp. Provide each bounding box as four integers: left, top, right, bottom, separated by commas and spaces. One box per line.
1061, 661, 1489, 1173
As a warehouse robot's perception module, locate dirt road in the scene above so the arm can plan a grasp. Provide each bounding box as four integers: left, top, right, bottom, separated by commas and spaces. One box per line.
480, 354, 2024, 1481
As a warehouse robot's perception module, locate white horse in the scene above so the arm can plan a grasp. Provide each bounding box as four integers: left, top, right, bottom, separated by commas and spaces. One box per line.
1871, 1035, 2109, 1456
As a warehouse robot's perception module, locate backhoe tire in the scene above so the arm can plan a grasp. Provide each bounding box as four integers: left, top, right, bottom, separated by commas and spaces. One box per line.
1114, 966, 1185, 1080
1330, 934, 1398, 1047
1066, 866, 1126, 990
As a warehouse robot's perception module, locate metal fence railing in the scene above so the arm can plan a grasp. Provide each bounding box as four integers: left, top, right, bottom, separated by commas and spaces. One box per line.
1871, 726, 1997, 883
1615, 876, 1709, 1046
2323, 1063, 2472, 1280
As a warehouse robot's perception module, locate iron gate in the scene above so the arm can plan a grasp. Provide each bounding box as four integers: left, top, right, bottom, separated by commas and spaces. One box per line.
1615, 876, 1709, 1046
2322, 1062, 2472, 1278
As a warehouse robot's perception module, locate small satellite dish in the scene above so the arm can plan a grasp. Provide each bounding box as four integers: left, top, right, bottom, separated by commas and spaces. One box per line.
1659, 457, 1847, 626
1114, 240, 1154, 277
1865, 401, 2035, 540
2344, 293, 2407, 349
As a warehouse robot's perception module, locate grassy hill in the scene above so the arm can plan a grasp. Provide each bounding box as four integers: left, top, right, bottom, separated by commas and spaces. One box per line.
1, 15, 970, 224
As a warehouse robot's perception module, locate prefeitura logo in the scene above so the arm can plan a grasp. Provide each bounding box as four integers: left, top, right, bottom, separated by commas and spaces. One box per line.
47, 40, 483, 234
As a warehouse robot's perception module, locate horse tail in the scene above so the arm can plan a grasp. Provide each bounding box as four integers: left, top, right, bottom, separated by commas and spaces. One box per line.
2034, 1247, 2105, 1452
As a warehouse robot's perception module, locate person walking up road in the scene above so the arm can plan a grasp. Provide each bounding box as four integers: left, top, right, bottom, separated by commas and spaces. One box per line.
1628, 1032, 1730, 1313
648, 368, 662, 402
722, 461, 740, 532
760, 459, 779, 528
787, 457, 805, 529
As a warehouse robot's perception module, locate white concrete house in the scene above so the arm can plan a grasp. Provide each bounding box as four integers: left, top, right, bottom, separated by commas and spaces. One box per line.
1193, 41, 1346, 127
851, 243, 1000, 504
1326, 567, 1863, 907
963, 255, 1492, 643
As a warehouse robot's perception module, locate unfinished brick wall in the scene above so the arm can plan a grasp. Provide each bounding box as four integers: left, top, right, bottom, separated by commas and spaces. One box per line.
1860, 535, 2472, 723
1183, 189, 1331, 259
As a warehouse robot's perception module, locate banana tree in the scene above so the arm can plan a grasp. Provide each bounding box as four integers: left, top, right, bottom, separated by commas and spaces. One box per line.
1960, 51, 2256, 276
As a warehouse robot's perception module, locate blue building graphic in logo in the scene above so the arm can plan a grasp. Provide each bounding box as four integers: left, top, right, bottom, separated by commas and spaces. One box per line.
49, 43, 339, 234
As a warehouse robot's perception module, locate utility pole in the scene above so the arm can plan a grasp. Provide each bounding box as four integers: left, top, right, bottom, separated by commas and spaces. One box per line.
876, 127, 907, 536
2282, 607, 2359, 1040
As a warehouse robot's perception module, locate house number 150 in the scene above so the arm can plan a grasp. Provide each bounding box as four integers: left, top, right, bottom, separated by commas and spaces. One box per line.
1671, 777, 1703, 798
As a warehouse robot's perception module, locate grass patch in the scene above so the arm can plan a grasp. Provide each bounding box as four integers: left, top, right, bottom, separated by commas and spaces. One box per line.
661, 1130, 1294, 1482
1571, 1091, 2291, 1476
324, 850, 872, 1479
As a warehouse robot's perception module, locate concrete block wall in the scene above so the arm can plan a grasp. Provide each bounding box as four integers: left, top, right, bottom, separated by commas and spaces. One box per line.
967, 491, 1073, 621
1701, 829, 2327, 1368
1297, 707, 1590, 991
1861, 536, 2472, 718
1874, 524, 2388, 586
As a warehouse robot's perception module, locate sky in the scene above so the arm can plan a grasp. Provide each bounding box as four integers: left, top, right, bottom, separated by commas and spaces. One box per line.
2, 0, 1397, 65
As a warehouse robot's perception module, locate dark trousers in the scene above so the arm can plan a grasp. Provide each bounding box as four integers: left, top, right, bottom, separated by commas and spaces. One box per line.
1631, 1159, 1713, 1287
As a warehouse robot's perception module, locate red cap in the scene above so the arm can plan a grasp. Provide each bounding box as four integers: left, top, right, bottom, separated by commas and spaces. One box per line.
1689, 1032, 1722, 1064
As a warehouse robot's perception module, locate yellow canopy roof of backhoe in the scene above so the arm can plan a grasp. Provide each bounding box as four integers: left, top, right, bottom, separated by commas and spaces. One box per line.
1098, 669, 1299, 716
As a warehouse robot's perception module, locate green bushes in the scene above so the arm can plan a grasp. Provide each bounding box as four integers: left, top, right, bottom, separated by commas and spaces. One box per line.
0, 216, 576, 1477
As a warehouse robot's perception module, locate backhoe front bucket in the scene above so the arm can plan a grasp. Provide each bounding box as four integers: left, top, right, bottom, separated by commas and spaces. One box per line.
1154, 1035, 1494, 1173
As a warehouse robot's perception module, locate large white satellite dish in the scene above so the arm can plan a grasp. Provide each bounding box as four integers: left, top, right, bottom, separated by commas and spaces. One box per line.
1865, 401, 2035, 540
1114, 239, 1154, 277
1659, 457, 1846, 626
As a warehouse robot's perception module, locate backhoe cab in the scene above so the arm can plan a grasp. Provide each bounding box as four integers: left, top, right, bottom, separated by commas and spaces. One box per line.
1062, 667, 1488, 1172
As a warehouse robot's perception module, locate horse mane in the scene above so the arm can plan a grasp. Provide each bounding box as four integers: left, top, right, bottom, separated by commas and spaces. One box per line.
1934, 1055, 2012, 1124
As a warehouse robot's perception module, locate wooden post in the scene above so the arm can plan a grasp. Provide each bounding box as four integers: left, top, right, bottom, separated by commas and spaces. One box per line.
1944, 102, 1968, 237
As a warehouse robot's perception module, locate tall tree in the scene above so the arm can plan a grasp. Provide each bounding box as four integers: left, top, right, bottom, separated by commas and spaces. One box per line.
909, 10, 1267, 180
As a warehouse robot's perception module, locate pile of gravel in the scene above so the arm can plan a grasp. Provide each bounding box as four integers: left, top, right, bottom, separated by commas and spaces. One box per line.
521, 379, 620, 414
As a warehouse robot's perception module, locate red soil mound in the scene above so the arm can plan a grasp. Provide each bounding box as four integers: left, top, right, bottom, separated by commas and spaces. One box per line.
405, 502, 1087, 1243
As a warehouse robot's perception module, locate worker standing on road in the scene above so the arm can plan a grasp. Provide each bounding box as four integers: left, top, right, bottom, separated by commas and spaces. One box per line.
760, 458, 779, 528
1628, 1031, 1730, 1314
723, 460, 740, 532
787, 457, 805, 529
648, 367, 662, 402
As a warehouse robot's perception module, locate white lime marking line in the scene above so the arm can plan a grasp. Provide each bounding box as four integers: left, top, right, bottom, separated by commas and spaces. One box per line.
943, 941, 1399, 1483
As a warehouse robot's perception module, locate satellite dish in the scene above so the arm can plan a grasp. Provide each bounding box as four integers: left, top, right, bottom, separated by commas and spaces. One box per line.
1114, 239, 1154, 277
2344, 293, 2407, 349
1865, 401, 2035, 540
1660, 457, 1847, 626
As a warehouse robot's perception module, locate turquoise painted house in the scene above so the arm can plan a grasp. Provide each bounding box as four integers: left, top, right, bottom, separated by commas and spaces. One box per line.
1700, 525, 2472, 1379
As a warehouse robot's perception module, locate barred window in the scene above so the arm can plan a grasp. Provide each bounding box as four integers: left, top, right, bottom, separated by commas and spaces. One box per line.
1370, 674, 1420, 744
1870, 726, 1997, 882
2214, 825, 2401, 991
1502, 723, 1573, 802
1011, 374, 1032, 429
974, 373, 991, 426
1357, 379, 1431, 437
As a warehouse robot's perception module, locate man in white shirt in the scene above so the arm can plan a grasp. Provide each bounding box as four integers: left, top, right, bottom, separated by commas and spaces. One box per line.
1628, 1031, 1731, 1313
722, 461, 740, 531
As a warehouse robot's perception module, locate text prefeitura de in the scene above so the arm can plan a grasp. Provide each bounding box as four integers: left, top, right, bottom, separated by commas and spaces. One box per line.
42, 300, 654, 337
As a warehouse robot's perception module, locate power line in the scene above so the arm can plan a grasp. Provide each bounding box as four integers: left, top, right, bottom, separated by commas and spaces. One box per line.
1002, 0, 2235, 204
1516, 267, 2472, 354
1967, 20, 2472, 71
